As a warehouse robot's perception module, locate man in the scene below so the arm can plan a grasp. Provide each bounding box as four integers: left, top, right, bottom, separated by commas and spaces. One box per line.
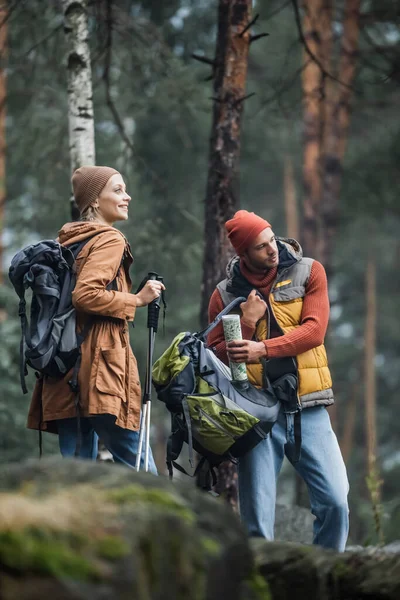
208, 209, 349, 551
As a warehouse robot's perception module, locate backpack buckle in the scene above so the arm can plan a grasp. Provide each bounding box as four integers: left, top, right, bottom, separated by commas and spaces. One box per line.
68, 379, 79, 394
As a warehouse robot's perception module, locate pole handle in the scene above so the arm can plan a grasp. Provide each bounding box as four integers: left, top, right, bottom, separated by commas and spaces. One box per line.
147, 272, 163, 331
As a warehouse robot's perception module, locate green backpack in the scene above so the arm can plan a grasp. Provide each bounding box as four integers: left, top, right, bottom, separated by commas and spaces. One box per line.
152, 298, 289, 485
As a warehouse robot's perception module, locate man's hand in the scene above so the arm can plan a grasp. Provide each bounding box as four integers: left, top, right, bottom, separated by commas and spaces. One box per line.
227, 340, 266, 363
240, 290, 267, 328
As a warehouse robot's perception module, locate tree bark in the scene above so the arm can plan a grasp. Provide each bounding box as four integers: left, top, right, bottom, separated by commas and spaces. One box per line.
320, 0, 361, 274
63, 0, 95, 220
340, 381, 359, 464
198, 0, 253, 511
301, 0, 360, 276
199, 0, 252, 328
300, 0, 329, 260
283, 154, 299, 240
364, 256, 377, 475
364, 255, 383, 542
0, 2, 7, 285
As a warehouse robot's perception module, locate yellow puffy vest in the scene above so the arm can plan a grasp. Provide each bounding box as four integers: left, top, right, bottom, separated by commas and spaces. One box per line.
217, 253, 334, 407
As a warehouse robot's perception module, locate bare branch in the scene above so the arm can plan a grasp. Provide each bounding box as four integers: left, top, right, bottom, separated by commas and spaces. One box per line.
239, 13, 259, 36
102, 0, 134, 152
192, 53, 216, 66
15, 23, 63, 60
234, 92, 255, 105
249, 33, 269, 44
102, 0, 167, 191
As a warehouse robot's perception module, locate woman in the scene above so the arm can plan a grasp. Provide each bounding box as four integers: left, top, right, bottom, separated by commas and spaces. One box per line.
27, 166, 164, 473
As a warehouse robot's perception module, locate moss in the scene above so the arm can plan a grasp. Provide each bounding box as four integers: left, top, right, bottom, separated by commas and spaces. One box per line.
96, 535, 131, 560
246, 570, 272, 600
0, 529, 99, 580
200, 536, 221, 558
332, 558, 351, 579
108, 484, 195, 524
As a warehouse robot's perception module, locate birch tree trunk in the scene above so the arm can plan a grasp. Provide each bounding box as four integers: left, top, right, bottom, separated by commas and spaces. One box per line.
199, 0, 252, 328
0, 1, 7, 284
63, 0, 95, 220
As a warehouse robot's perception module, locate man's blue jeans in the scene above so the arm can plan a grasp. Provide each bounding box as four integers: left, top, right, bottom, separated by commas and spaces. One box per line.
57, 414, 157, 475
238, 405, 349, 551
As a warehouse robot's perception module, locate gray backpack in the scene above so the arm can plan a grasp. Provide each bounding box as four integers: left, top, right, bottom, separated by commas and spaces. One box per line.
9, 232, 117, 394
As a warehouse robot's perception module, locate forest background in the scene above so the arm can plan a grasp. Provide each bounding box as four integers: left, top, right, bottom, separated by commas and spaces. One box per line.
0, 0, 399, 547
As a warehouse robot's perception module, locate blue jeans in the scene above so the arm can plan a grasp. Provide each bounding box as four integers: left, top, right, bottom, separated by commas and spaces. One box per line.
238, 405, 349, 551
57, 414, 157, 475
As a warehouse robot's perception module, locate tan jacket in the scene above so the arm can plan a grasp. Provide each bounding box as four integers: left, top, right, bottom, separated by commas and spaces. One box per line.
27, 222, 142, 433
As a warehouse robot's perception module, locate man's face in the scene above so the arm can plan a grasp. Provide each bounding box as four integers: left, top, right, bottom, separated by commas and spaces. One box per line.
243, 227, 279, 272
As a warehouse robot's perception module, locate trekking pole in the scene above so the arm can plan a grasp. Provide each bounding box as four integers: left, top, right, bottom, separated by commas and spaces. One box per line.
135, 272, 163, 472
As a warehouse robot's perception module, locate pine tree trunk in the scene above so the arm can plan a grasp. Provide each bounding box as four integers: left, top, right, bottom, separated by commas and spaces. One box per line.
364, 255, 383, 542
0, 2, 7, 285
199, 0, 253, 511
340, 382, 359, 464
297, 0, 333, 507
300, 0, 328, 260
63, 0, 95, 220
283, 154, 299, 240
199, 0, 252, 328
320, 0, 361, 274
364, 256, 377, 476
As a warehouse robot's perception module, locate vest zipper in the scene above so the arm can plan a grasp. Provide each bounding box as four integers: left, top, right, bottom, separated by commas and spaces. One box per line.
268, 271, 302, 411
196, 406, 238, 441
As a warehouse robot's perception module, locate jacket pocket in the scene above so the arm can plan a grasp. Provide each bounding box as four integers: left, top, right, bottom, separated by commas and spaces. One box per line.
96, 348, 126, 400
272, 285, 305, 302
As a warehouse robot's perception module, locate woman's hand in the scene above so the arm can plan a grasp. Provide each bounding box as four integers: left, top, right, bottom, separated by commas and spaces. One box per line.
135, 280, 166, 307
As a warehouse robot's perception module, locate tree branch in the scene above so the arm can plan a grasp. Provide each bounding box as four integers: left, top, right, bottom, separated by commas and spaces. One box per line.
290, 0, 359, 93
102, 0, 134, 152
239, 13, 259, 36
249, 33, 269, 44
234, 92, 255, 105
192, 53, 216, 66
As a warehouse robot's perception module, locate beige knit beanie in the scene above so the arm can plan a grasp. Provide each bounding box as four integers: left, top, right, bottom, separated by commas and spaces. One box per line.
72, 166, 120, 213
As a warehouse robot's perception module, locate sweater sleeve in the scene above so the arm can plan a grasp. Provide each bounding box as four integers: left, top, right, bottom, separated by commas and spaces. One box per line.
263, 260, 330, 358
207, 289, 256, 365
72, 233, 137, 321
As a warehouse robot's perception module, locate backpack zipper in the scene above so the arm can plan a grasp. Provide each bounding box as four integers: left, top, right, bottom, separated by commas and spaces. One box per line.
195, 406, 238, 441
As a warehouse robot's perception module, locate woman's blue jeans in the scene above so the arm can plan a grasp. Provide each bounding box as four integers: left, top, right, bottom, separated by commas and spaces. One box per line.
238, 405, 349, 551
57, 414, 157, 475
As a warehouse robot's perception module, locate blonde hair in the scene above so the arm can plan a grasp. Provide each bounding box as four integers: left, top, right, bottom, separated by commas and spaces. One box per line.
79, 204, 100, 222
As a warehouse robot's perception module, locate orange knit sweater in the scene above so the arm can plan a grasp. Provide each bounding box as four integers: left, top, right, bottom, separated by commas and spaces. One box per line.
207, 259, 330, 364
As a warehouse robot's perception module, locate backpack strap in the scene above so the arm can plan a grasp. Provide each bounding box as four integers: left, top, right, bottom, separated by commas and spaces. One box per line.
196, 296, 246, 342
182, 398, 194, 468
18, 297, 29, 394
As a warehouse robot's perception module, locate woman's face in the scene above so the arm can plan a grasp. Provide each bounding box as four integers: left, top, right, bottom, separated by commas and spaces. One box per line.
95, 174, 131, 225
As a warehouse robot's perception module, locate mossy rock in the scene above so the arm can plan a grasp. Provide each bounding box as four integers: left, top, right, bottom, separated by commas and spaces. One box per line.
251, 539, 400, 600
0, 457, 263, 600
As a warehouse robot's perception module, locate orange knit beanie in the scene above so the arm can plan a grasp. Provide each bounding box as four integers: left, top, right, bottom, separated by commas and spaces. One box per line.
225, 210, 271, 255
72, 166, 120, 213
